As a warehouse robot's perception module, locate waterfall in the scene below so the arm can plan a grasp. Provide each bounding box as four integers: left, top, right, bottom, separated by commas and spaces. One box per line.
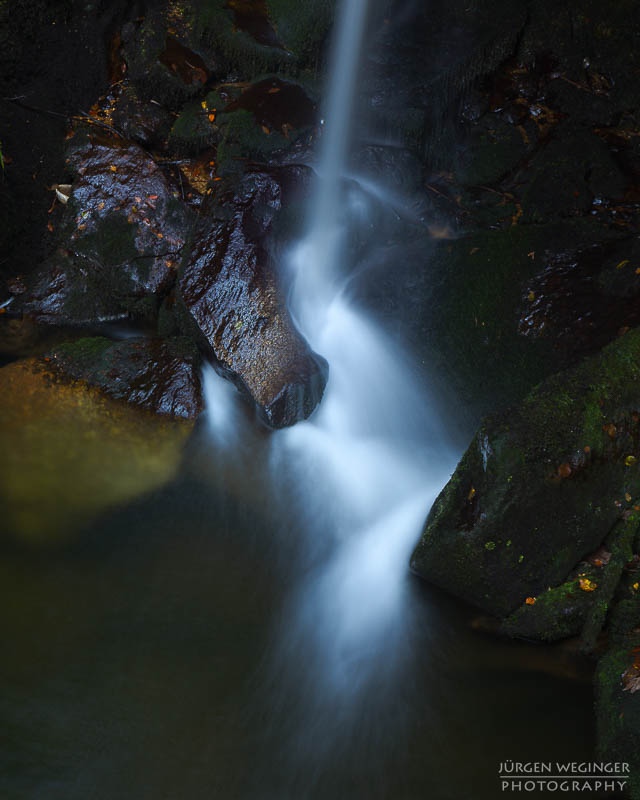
203, 0, 457, 774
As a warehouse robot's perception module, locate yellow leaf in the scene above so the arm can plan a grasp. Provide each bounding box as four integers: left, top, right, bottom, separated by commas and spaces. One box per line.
616, 260, 630, 270
626, 455, 638, 467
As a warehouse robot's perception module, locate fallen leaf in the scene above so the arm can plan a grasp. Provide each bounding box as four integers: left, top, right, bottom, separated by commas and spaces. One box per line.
626, 455, 638, 467
525, 597, 536, 605
208, 113, 215, 122
467, 487, 476, 501
603, 423, 617, 438
528, 291, 535, 301
109, 165, 117, 172
557, 462, 572, 478
54, 184, 72, 204
47, 221, 54, 232
268, 87, 281, 94
261, 125, 270, 135
622, 664, 640, 693
616, 259, 630, 270
579, 577, 597, 592
626, 493, 632, 502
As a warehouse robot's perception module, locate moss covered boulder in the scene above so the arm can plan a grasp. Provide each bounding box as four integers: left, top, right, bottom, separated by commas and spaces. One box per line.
595, 555, 640, 798
411, 327, 640, 618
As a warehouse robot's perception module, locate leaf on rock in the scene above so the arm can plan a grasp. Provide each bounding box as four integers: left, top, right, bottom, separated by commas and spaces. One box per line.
622, 670, 640, 693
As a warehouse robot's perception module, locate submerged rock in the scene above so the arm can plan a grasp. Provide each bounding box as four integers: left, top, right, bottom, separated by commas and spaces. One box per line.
178, 166, 328, 428
411, 328, 640, 618
48, 336, 203, 419
0, 358, 193, 545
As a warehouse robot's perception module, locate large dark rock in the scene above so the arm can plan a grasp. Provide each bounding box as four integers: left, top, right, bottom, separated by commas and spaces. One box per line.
48, 336, 203, 419
411, 327, 640, 618
19, 133, 191, 325
595, 549, 640, 798
178, 166, 328, 428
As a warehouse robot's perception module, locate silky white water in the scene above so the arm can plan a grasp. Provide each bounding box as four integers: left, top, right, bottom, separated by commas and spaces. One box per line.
204, 0, 456, 746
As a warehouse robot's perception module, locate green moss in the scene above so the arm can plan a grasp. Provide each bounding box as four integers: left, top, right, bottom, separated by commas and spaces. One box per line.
215, 108, 286, 172
169, 101, 217, 155
501, 567, 599, 642
266, 0, 335, 68
54, 337, 113, 372
595, 645, 640, 799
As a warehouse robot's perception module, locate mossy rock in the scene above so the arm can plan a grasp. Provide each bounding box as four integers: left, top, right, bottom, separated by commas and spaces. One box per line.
215, 107, 286, 173
595, 643, 640, 800
168, 101, 218, 155
418, 220, 628, 423
411, 327, 640, 618
500, 565, 601, 642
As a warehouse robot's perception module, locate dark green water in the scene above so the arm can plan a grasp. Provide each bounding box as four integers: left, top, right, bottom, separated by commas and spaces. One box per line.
0, 421, 597, 800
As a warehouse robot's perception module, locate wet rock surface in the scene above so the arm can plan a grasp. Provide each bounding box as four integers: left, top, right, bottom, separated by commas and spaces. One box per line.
48, 336, 203, 419
178, 166, 328, 428
1, 0, 334, 426
361, 0, 640, 425
17, 133, 190, 325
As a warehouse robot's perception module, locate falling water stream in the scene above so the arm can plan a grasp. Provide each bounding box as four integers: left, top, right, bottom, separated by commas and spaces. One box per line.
207, 0, 455, 710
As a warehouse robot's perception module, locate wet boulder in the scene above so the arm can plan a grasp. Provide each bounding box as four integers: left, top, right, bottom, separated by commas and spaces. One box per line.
178, 166, 328, 428
19, 133, 191, 325
47, 336, 203, 419
110, 83, 173, 148
411, 327, 640, 618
